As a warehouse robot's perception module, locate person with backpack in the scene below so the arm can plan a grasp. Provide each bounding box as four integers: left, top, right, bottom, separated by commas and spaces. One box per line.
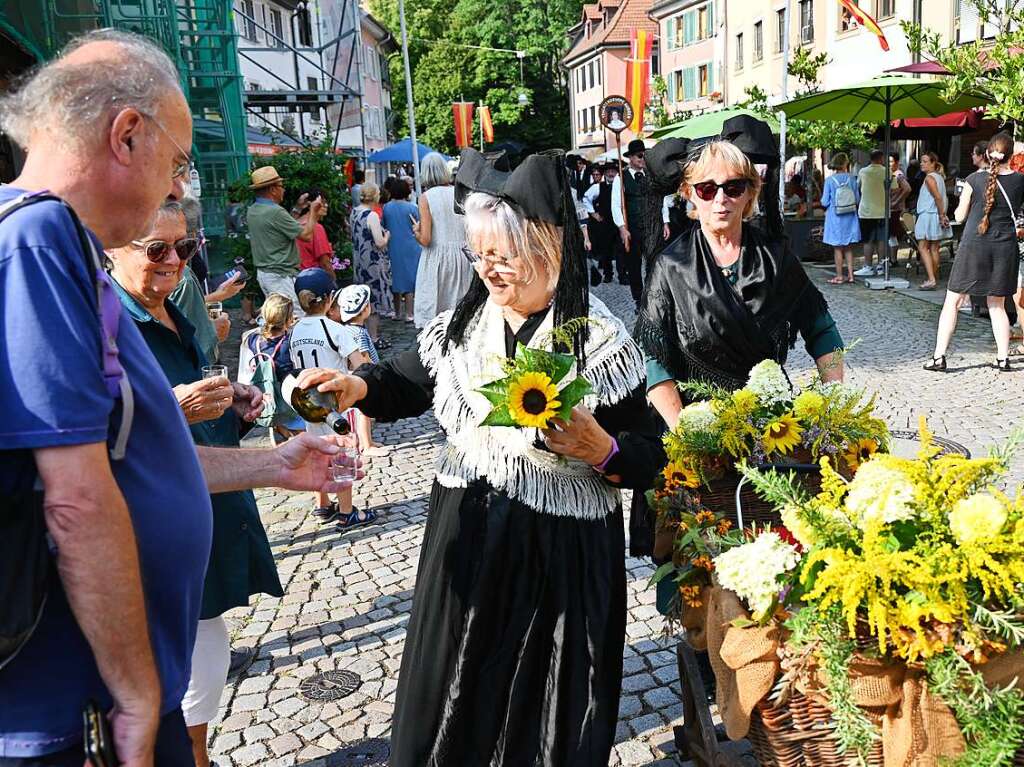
106, 201, 284, 767
820, 153, 861, 284
238, 293, 304, 444
0, 30, 359, 766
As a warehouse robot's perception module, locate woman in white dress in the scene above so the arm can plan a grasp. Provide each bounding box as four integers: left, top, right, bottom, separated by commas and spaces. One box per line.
412, 152, 476, 328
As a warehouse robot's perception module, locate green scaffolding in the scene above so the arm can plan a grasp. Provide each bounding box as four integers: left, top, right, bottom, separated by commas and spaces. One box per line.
1, 0, 250, 243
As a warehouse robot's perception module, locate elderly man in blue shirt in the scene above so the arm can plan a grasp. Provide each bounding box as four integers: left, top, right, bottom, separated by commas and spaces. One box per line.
0, 29, 356, 767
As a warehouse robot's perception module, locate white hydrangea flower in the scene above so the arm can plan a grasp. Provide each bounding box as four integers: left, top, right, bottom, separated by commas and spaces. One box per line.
677, 400, 718, 434
844, 461, 917, 528
713, 532, 801, 618
744, 360, 790, 406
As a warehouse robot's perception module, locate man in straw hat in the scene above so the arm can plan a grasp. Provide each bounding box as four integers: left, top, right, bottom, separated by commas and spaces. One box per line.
246, 165, 326, 316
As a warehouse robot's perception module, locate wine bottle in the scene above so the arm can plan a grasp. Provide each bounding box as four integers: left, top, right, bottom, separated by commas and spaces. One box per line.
281, 375, 351, 435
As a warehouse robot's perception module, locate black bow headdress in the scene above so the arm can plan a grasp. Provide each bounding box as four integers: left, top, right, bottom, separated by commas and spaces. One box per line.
446, 148, 590, 363
642, 114, 784, 238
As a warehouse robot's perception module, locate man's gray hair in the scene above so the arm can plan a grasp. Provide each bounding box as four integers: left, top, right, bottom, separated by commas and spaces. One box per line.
420, 152, 452, 190
179, 195, 203, 234
0, 28, 183, 150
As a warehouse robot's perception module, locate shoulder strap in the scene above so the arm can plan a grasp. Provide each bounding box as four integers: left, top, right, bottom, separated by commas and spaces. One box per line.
0, 192, 133, 460
319, 318, 340, 352
995, 178, 1015, 214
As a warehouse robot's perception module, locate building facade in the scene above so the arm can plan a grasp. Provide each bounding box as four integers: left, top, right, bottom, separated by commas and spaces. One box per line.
650, 0, 725, 118
563, 0, 659, 154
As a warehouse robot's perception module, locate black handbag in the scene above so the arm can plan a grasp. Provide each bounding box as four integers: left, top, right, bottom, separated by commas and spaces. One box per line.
0, 487, 50, 670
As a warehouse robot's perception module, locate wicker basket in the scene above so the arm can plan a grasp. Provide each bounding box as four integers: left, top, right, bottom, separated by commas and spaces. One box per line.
747, 691, 885, 767
697, 460, 824, 529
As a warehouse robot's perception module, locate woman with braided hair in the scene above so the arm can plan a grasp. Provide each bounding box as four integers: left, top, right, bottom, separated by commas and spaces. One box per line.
925, 131, 1024, 372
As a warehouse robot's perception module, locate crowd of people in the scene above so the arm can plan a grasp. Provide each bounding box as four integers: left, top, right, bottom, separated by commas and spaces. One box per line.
3, 23, 1023, 767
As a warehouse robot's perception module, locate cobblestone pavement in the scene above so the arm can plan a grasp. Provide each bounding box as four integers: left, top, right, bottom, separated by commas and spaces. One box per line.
212, 271, 1024, 767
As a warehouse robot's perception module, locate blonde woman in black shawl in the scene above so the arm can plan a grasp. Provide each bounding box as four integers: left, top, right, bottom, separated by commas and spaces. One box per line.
631, 116, 845, 558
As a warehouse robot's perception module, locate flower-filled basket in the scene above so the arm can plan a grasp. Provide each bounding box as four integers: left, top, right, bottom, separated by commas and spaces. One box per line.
699, 424, 1024, 767
649, 360, 889, 620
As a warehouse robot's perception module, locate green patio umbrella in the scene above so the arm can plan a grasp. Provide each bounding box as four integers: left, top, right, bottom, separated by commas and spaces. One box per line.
650, 107, 780, 140
778, 76, 988, 289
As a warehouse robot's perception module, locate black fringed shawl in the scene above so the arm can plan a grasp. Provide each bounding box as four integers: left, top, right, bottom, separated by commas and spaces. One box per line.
634, 223, 828, 390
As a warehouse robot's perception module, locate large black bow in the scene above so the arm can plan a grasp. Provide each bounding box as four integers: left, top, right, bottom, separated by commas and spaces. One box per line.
454, 148, 566, 225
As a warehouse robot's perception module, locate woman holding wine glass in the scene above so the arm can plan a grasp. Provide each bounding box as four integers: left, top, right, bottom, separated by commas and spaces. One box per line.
106, 201, 280, 767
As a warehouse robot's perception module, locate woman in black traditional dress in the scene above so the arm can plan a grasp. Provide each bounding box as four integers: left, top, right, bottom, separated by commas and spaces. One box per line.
924, 131, 1024, 372
635, 117, 845, 434
298, 148, 663, 767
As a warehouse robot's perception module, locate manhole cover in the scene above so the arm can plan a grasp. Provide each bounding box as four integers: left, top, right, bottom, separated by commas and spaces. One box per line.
326, 738, 390, 766
299, 670, 361, 701
889, 429, 970, 459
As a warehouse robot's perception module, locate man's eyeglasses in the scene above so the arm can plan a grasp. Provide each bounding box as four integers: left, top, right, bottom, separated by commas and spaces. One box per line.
692, 178, 751, 201
131, 237, 199, 263
142, 113, 192, 180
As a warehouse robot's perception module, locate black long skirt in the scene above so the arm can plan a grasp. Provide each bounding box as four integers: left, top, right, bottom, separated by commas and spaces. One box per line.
389, 479, 627, 767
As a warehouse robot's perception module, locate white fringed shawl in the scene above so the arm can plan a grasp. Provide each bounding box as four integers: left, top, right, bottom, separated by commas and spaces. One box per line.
418, 295, 645, 520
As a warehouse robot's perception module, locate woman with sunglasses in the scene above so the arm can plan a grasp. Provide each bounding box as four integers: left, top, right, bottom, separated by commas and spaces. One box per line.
637, 124, 845, 440
107, 201, 283, 767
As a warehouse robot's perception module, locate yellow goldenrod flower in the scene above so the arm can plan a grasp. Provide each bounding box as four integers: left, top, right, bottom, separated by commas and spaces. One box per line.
507, 371, 561, 428
763, 414, 803, 455
732, 389, 757, 412
949, 493, 1007, 544
843, 438, 879, 471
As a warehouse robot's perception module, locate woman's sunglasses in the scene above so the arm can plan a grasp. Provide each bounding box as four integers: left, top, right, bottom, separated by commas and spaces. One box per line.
132, 237, 199, 264
131, 237, 200, 264
692, 178, 750, 202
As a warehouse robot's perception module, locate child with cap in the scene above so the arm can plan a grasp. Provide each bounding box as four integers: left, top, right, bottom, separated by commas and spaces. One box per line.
332, 284, 389, 457
289, 268, 377, 528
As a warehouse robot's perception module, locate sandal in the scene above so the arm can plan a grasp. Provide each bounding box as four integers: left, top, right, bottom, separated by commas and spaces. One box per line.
845, 275, 856, 283
923, 355, 947, 372
827, 276, 845, 285
312, 501, 340, 522
337, 507, 378, 529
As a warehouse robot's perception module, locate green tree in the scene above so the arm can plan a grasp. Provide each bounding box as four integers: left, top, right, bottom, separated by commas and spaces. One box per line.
370, 0, 584, 154
904, 0, 1024, 135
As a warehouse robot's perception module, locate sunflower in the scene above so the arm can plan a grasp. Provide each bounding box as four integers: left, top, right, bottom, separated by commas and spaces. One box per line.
507, 371, 561, 428
843, 438, 878, 471
762, 414, 803, 455
663, 461, 700, 489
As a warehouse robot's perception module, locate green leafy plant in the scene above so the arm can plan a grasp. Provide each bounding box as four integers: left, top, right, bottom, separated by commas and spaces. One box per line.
904, 0, 1024, 135
925, 650, 1024, 767
228, 137, 354, 288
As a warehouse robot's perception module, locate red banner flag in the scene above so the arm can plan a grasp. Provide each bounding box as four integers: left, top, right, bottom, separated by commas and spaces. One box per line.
452, 102, 475, 148
479, 105, 494, 144
625, 29, 653, 134
838, 0, 890, 51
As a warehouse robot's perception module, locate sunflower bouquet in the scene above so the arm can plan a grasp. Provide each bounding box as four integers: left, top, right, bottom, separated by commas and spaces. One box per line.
476, 344, 592, 429
664, 360, 889, 486
728, 424, 1024, 765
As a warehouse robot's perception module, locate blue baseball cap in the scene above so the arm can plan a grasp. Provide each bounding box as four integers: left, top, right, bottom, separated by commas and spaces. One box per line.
294, 268, 336, 300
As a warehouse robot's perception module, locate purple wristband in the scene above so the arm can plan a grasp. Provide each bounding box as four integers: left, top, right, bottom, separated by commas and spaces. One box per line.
594, 438, 620, 474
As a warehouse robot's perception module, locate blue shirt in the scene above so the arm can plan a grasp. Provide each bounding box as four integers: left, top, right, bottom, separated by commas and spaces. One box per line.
0, 187, 213, 756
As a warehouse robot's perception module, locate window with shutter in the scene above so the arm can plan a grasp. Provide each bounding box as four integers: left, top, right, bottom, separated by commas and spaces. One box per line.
667, 18, 676, 50
684, 11, 697, 45
683, 67, 697, 100
754, 20, 763, 61
735, 32, 744, 69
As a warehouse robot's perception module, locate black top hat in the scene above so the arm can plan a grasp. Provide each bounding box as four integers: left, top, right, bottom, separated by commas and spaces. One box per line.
624, 139, 647, 157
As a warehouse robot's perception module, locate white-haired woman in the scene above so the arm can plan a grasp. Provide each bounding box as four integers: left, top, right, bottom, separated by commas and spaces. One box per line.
637, 132, 844, 431
411, 151, 475, 328
297, 149, 663, 766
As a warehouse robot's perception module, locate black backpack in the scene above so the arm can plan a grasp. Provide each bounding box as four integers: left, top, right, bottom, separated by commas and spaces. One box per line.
0, 192, 133, 670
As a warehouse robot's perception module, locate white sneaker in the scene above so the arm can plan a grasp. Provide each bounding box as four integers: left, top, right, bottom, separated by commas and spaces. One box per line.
853, 265, 875, 277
